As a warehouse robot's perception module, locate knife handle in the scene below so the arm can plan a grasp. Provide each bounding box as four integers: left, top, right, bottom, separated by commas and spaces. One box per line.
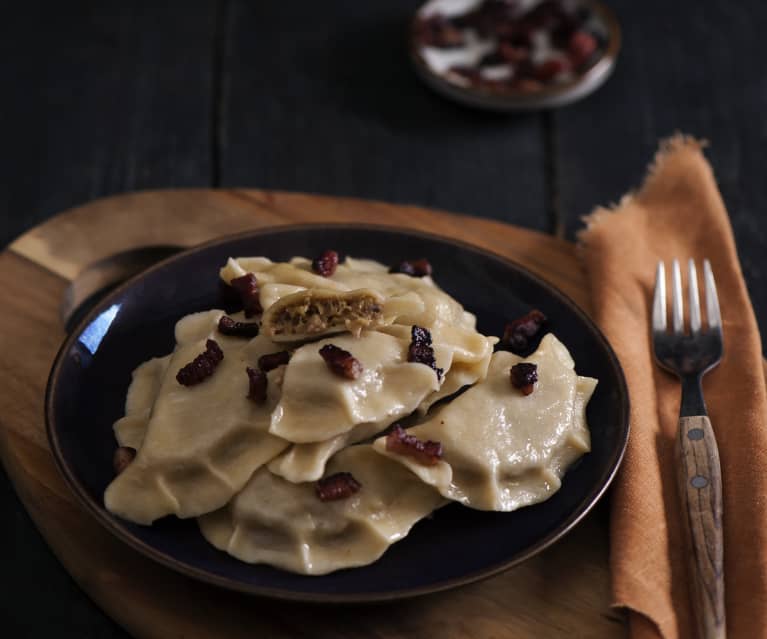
676, 415, 726, 639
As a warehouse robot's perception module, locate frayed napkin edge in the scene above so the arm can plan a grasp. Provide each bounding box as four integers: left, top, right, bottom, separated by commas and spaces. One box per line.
576, 133, 709, 255
611, 603, 668, 639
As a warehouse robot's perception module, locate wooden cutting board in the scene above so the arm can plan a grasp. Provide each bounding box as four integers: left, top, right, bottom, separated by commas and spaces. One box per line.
0, 189, 625, 638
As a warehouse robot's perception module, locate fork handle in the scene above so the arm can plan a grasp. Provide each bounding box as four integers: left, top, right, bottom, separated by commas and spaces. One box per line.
676, 415, 726, 639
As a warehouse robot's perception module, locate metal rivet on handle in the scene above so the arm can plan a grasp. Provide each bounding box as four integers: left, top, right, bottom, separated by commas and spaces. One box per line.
691, 475, 708, 489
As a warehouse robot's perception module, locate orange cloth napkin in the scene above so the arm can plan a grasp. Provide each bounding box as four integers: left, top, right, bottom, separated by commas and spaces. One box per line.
579, 136, 767, 638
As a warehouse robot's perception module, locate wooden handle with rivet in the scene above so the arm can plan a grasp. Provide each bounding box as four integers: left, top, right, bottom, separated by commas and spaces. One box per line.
676, 415, 726, 639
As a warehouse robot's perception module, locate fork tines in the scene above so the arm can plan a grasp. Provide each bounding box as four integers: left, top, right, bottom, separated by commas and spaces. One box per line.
653, 259, 722, 335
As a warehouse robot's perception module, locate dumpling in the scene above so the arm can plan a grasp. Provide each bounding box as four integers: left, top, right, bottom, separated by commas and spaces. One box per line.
373, 334, 596, 512
266, 330, 494, 482
104, 310, 289, 525
269, 331, 452, 443
198, 445, 445, 575
267, 421, 385, 483
377, 323, 493, 365
417, 357, 492, 414
378, 324, 497, 414
113, 354, 171, 450
111, 310, 226, 452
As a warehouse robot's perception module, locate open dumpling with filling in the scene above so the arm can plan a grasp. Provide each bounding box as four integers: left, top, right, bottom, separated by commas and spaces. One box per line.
373, 334, 596, 512
198, 445, 445, 575
220, 256, 472, 338
104, 310, 289, 525
260, 288, 390, 342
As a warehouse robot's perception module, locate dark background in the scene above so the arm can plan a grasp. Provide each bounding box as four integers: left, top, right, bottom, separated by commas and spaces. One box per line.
2, 1, 765, 636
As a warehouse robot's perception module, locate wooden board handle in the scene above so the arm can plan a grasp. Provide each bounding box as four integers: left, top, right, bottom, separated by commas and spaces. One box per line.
676, 415, 726, 639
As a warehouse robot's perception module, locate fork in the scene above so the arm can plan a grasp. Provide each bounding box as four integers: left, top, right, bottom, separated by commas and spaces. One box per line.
652, 259, 726, 639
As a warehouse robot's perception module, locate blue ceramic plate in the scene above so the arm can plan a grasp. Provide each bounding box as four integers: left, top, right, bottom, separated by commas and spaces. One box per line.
46, 224, 629, 602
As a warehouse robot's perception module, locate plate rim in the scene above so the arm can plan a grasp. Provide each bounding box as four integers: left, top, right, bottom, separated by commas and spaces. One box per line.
45, 222, 630, 603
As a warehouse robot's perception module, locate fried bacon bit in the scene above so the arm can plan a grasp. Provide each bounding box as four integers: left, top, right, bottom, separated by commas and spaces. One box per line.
218, 315, 260, 338
230, 273, 262, 317
315, 472, 362, 501
258, 350, 291, 372
385, 425, 443, 466
312, 250, 339, 277
113, 446, 136, 475
413, 15, 465, 48
389, 258, 432, 277
246, 366, 268, 403
176, 339, 224, 386
319, 344, 363, 380
407, 325, 443, 380
501, 309, 547, 355
511, 362, 538, 395
569, 30, 598, 67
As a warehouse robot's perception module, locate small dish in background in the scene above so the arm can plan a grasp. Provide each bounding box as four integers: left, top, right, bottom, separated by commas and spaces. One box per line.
410, 0, 621, 111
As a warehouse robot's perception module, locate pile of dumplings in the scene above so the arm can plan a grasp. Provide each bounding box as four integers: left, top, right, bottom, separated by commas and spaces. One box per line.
104, 254, 597, 575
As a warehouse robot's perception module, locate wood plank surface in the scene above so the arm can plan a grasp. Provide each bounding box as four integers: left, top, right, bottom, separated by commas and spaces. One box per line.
553, 0, 767, 343
0, 190, 623, 639
0, 4, 217, 635
219, 1, 551, 231
0, 1, 217, 248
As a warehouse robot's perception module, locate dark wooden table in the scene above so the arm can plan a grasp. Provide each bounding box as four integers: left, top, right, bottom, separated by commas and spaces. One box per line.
2, 1, 765, 636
